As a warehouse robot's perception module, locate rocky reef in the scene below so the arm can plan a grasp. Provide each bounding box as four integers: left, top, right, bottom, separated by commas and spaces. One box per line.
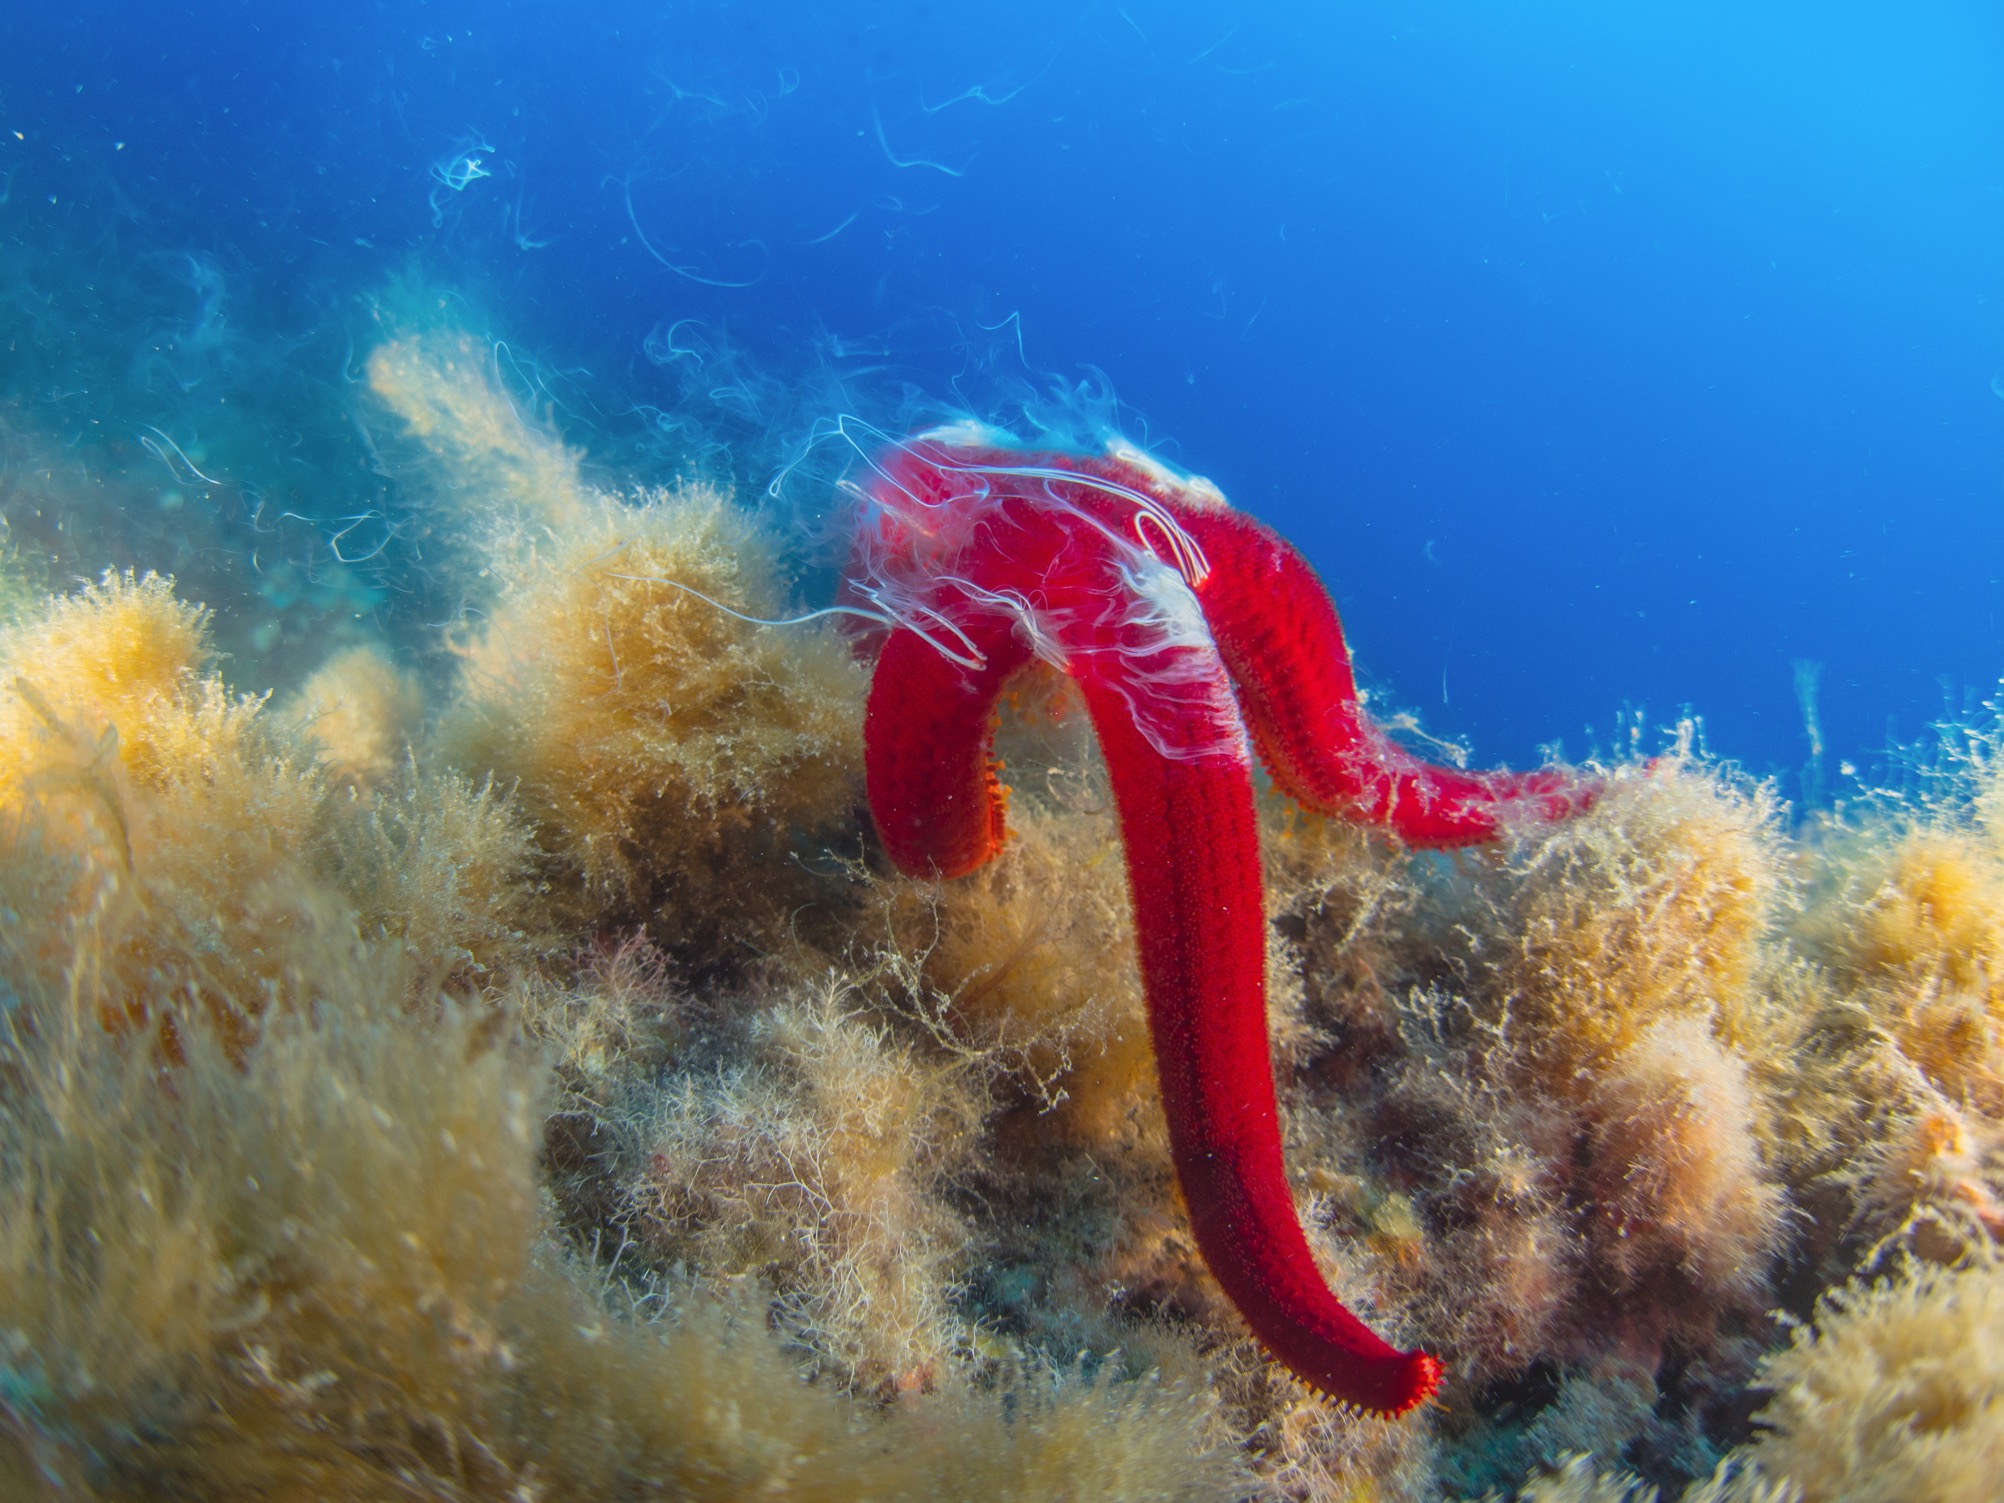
2, 320, 2000, 1502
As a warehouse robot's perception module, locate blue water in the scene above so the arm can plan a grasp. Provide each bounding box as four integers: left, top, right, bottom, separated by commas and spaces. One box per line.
5, 1, 2002, 789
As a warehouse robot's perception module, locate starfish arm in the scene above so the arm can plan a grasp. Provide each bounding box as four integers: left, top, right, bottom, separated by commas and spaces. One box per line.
864, 621, 1030, 879
1076, 665, 1442, 1415
1175, 505, 1596, 846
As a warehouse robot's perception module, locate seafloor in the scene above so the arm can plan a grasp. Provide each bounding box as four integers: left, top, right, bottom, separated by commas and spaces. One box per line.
2, 315, 2000, 1503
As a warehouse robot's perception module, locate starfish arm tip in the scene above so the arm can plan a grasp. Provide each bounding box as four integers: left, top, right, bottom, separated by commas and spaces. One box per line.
1299, 1345, 1444, 1418
1390, 1350, 1445, 1416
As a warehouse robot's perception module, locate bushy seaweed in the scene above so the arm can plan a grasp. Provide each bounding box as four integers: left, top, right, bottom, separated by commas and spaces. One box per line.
7, 308, 2004, 1502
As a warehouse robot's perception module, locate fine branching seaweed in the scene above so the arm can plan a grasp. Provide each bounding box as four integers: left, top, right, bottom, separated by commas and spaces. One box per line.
5, 305, 2004, 1501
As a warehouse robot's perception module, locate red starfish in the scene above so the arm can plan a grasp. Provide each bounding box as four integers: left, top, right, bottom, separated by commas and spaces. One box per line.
848, 427, 1594, 1416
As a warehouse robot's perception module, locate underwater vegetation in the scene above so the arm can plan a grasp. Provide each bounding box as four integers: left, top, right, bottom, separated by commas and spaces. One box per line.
3, 313, 2004, 1500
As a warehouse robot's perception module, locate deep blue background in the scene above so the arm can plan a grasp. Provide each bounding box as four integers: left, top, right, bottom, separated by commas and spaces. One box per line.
5, 1, 2003, 786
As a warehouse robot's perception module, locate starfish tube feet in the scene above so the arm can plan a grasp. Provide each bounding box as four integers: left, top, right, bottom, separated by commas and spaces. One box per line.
850, 430, 1591, 1414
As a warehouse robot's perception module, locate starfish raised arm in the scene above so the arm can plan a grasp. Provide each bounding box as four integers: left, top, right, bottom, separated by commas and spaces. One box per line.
1173, 499, 1594, 846
866, 619, 1029, 879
